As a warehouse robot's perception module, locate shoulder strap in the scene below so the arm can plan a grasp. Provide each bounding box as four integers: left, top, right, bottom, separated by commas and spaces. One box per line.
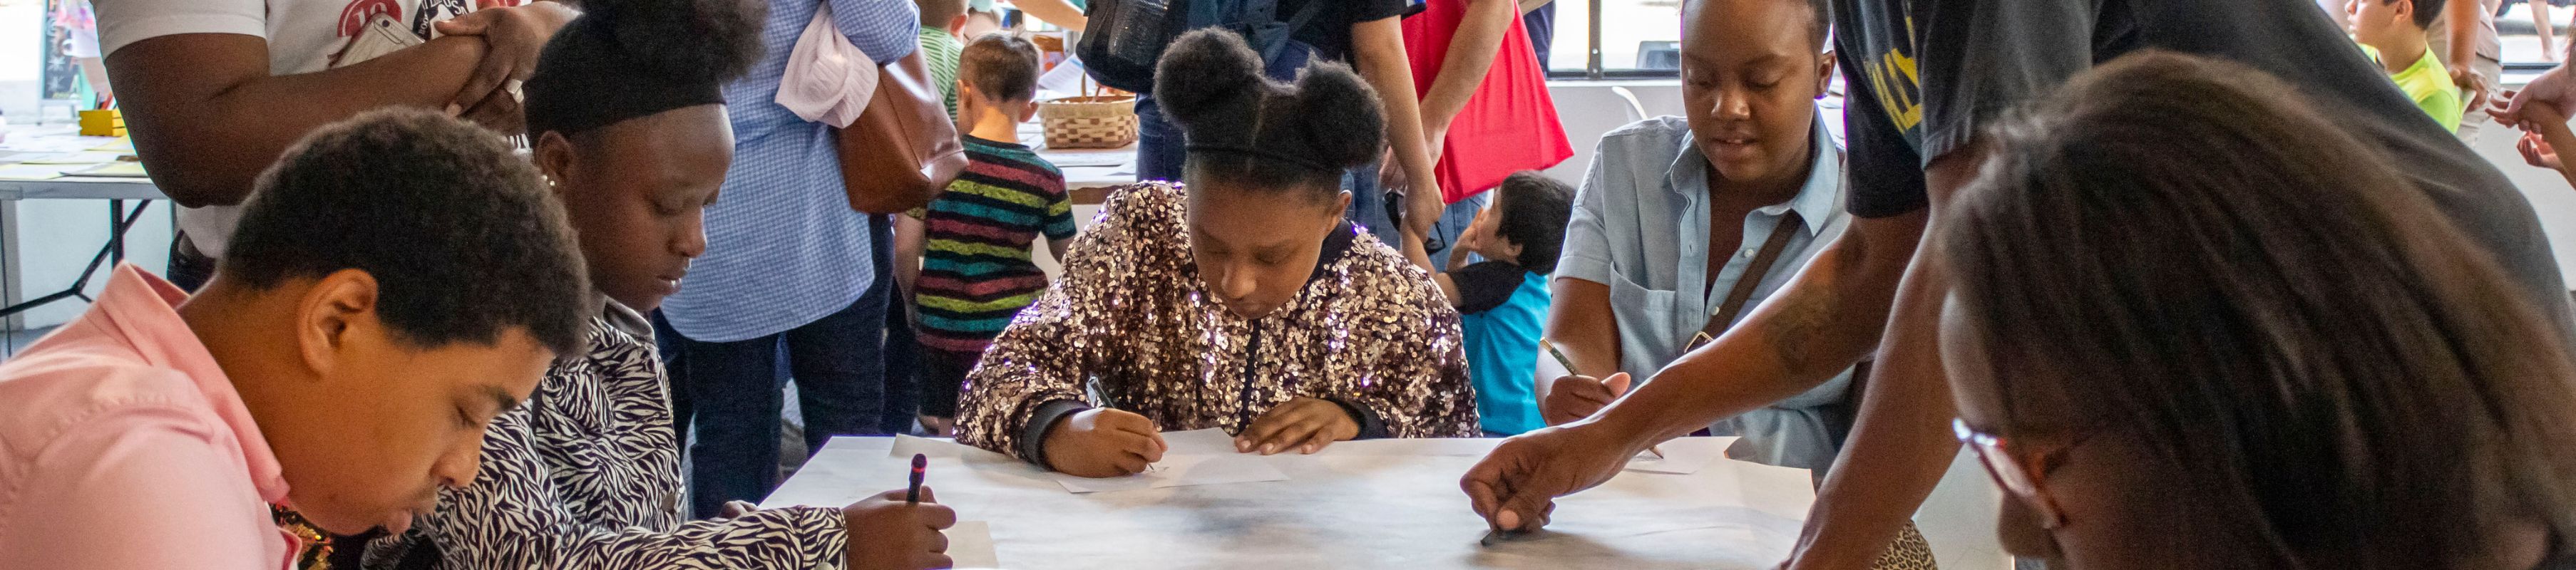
1690, 210, 1805, 351
1281, 0, 1330, 35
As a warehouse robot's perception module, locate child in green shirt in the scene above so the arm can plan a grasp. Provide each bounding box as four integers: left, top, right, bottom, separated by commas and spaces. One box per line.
2351, 0, 2465, 131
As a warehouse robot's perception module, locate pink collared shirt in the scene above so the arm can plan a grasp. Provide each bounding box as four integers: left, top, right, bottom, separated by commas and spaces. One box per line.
0, 264, 298, 569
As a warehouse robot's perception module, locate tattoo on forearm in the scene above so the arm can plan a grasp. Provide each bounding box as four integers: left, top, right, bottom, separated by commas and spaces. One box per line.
1767, 237, 1867, 375
1764, 287, 1839, 374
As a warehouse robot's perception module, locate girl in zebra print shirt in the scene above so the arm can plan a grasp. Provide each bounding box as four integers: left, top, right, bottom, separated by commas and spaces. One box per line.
355, 0, 953, 568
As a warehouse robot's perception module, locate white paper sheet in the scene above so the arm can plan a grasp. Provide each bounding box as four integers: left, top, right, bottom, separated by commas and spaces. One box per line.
0, 138, 98, 153
0, 165, 66, 180
1624, 442, 1720, 475
948, 521, 1001, 569
768, 435, 1812, 569
1157, 428, 1239, 455
1041, 153, 1132, 167
890, 434, 978, 459
1050, 452, 1289, 493
20, 152, 124, 165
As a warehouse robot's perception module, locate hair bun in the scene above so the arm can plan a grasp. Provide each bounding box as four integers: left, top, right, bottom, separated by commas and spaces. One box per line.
586, 0, 766, 83
1154, 29, 1268, 134
1274, 62, 1385, 172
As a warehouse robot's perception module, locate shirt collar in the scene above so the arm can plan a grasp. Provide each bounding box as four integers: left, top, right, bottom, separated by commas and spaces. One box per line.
1666, 110, 1844, 235
93, 264, 290, 504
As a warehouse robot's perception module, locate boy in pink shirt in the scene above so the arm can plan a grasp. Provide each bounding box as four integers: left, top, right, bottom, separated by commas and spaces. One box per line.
0, 108, 591, 569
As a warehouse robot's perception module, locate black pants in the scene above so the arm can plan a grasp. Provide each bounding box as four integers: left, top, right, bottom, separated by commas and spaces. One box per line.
918, 347, 978, 418
657, 290, 891, 519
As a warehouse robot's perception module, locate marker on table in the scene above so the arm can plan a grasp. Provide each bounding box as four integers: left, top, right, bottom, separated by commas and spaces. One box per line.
905, 453, 928, 504
1538, 339, 1662, 460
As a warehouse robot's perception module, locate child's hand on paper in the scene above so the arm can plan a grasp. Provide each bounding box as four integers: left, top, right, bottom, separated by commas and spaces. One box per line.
841, 488, 957, 570
1043, 408, 1169, 477
1237, 397, 1361, 455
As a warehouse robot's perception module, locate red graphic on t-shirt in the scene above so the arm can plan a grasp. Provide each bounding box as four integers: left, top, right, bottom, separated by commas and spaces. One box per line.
338, 0, 404, 36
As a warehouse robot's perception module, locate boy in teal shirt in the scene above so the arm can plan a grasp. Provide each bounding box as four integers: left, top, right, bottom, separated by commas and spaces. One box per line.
2353, 0, 2464, 131
1415, 172, 1573, 436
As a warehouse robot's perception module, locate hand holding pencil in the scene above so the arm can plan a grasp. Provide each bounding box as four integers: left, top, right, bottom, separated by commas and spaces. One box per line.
1534, 340, 1660, 458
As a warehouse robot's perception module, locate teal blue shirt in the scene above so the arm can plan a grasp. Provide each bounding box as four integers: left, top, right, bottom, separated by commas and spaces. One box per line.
1456, 264, 1551, 435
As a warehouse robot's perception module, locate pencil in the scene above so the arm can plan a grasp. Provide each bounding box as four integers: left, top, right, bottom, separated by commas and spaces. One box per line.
1537, 339, 1662, 460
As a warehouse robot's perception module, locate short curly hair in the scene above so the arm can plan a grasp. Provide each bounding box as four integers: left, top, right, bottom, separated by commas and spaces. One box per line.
961, 33, 1042, 103
220, 108, 592, 355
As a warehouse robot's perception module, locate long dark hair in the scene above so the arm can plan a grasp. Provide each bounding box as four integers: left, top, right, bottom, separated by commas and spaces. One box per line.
1939, 51, 2576, 569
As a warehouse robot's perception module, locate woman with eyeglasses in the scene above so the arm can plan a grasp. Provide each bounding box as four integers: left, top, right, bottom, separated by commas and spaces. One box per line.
1937, 51, 2576, 570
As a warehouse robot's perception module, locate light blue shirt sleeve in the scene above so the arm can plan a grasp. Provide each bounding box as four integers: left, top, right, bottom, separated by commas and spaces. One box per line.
1555, 136, 1621, 288
831, 0, 923, 62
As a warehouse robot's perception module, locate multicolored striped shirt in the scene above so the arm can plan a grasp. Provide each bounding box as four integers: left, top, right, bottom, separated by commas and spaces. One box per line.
913, 135, 1076, 354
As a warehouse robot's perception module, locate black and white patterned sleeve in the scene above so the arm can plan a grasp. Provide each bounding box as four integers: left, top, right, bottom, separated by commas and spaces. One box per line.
401, 405, 851, 569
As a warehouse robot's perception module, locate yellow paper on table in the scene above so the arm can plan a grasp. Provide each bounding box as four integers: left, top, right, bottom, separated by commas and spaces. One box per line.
88, 138, 136, 153
61, 162, 148, 177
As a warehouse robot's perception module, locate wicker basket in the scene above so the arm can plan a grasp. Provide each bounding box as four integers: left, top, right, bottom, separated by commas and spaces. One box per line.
1037, 95, 1139, 149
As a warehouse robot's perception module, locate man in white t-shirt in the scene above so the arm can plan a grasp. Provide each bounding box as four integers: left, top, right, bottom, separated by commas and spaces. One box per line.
96, 0, 576, 290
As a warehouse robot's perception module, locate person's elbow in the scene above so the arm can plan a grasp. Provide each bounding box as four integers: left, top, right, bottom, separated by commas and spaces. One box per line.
128, 142, 255, 209
1845, 212, 1929, 286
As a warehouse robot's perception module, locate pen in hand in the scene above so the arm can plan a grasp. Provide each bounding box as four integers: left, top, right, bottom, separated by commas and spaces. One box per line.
1539, 339, 1663, 460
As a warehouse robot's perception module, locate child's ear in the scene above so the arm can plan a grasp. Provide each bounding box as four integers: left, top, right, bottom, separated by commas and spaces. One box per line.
948, 14, 969, 36
1017, 99, 1040, 123
294, 268, 384, 379
534, 131, 576, 197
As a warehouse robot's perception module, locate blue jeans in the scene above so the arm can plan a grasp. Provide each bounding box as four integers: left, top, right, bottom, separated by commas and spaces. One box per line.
657, 279, 892, 518
1136, 95, 1188, 183
1348, 169, 1487, 271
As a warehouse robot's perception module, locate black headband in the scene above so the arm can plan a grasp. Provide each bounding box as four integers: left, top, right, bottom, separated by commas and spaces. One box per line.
1185, 143, 1340, 174
522, 16, 727, 138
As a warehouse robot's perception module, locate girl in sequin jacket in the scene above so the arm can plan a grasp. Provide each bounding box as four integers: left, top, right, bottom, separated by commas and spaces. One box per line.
955, 29, 1480, 478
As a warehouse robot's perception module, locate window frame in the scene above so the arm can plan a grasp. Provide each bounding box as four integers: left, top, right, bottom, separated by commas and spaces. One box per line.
1544, 0, 1684, 80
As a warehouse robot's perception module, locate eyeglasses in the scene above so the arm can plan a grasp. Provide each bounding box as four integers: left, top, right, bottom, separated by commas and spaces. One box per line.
1954, 418, 2076, 529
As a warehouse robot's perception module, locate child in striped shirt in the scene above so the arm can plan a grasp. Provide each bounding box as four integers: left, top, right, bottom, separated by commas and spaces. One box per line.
898, 33, 1076, 435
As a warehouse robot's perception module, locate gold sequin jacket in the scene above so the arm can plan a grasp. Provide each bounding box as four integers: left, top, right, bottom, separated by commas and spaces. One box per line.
956, 182, 1479, 465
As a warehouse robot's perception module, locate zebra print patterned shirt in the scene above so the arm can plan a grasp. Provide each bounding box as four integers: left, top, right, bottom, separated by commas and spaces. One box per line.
363, 299, 850, 569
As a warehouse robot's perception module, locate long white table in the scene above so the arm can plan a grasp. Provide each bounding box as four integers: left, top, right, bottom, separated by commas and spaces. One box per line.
0, 129, 165, 321
763, 435, 1815, 569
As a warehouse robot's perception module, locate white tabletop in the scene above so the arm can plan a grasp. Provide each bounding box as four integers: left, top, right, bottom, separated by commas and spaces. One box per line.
764, 435, 1815, 569
1021, 123, 1138, 193
0, 127, 162, 202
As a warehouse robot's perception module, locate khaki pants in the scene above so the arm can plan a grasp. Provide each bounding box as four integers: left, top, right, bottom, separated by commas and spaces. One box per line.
2457, 56, 2506, 144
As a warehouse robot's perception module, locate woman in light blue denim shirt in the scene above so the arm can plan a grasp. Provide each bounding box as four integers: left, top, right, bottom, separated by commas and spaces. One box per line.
1535, 0, 1857, 476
